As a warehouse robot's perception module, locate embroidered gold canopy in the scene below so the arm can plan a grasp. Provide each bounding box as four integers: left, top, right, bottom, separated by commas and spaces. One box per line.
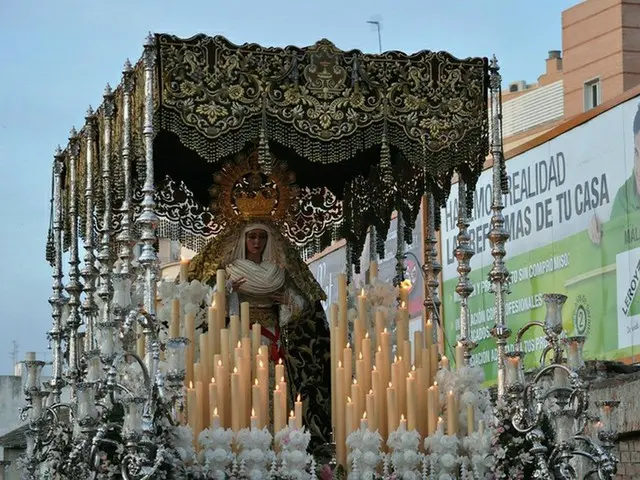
53, 33, 491, 266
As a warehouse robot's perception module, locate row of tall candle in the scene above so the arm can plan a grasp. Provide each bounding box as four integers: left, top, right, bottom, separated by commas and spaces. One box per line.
170, 263, 303, 440
330, 267, 476, 468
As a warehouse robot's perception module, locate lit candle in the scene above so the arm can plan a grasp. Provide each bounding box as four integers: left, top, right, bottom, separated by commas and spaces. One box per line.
345, 397, 354, 438
208, 377, 218, 428
251, 408, 258, 429
240, 302, 250, 338
447, 391, 457, 436
252, 379, 262, 428
295, 394, 303, 429
355, 354, 365, 409
360, 411, 368, 430
441, 355, 450, 371
455, 342, 465, 370
365, 389, 376, 432
179, 257, 189, 283
288, 410, 296, 429
425, 320, 433, 349
275, 359, 285, 386
437, 416, 444, 434
170, 298, 180, 338
399, 413, 407, 431
273, 385, 284, 433
212, 407, 221, 430
279, 376, 288, 420
231, 368, 241, 432
397, 302, 409, 344
406, 372, 416, 431
258, 360, 269, 428
351, 379, 361, 431
187, 382, 197, 442
399, 280, 411, 305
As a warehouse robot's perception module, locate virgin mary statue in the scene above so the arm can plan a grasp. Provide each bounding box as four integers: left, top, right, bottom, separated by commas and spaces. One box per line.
186, 155, 332, 454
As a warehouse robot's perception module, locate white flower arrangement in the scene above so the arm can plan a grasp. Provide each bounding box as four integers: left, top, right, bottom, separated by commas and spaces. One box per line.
275, 426, 313, 479
387, 424, 422, 479
198, 425, 234, 479
236, 427, 276, 479
346, 426, 382, 479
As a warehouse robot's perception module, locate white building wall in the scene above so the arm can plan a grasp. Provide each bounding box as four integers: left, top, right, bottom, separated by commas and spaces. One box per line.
502, 80, 564, 137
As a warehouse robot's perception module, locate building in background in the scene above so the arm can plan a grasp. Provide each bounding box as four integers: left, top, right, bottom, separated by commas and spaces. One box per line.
502, 0, 640, 152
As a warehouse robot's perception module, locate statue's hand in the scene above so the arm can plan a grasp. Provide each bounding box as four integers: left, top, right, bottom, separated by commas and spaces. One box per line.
231, 277, 247, 291
272, 292, 287, 304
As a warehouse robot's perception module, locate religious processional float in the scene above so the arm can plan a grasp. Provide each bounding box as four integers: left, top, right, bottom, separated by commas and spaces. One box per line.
18, 32, 620, 479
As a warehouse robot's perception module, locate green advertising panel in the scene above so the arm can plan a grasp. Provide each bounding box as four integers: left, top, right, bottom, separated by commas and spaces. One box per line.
440, 96, 640, 384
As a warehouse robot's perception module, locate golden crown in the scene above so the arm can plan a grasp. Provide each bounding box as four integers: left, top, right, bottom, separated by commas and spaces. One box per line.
209, 148, 298, 224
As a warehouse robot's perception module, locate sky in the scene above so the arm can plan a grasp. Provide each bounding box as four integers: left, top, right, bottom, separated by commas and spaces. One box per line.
0, 0, 578, 374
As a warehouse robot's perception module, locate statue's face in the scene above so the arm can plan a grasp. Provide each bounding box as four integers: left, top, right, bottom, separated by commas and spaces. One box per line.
245, 229, 268, 257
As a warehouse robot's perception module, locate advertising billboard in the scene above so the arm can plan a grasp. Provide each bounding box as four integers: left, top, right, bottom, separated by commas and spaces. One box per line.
441, 96, 640, 383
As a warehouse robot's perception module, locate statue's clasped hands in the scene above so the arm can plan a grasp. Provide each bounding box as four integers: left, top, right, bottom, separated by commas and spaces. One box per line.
231, 277, 247, 291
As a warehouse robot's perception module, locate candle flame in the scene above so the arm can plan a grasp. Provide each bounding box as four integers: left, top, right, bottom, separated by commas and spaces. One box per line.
365, 332, 370, 339
251, 408, 255, 416
369, 389, 374, 395
189, 381, 193, 389
338, 360, 342, 368
359, 352, 363, 360
237, 341, 242, 348
214, 407, 218, 415
438, 416, 443, 422
275, 385, 280, 391
377, 345, 382, 352
290, 410, 294, 417
362, 411, 367, 419
449, 390, 454, 395
218, 360, 222, 366
346, 343, 351, 349
297, 394, 301, 402
394, 355, 398, 362
353, 379, 358, 385
426, 319, 432, 326
373, 365, 377, 371
434, 381, 438, 386
401, 279, 412, 289
280, 376, 285, 382
278, 358, 283, 365
401, 414, 405, 421
259, 360, 264, 368
360, 288, 365, 296
442, 355, 448, 360
412, 365, 416, 371
233, 367, 238, 374
254, 378, 259, 386
400, 301, 406, 309
388, 382, 393, 388
211, 377, 215, 384
384, 328, 388, 333
347, 396, 352, 403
